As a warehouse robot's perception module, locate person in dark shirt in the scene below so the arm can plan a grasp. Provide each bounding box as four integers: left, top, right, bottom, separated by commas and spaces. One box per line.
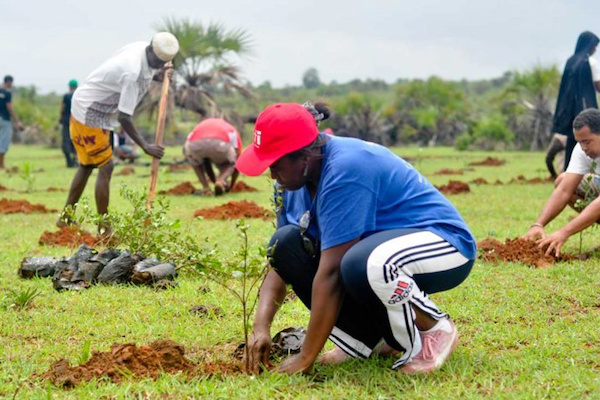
0, 75, 24, 169
59, 79, 78, 167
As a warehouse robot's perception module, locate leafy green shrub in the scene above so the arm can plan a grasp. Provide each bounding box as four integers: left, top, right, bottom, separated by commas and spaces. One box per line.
455, 115, 514, 150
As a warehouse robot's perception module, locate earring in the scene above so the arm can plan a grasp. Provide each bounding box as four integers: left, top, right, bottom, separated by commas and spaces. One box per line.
303, 163, 309, 177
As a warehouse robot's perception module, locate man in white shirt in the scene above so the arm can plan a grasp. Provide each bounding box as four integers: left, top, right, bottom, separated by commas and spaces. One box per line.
524, 108, 600, 255
58, 32, 179, 232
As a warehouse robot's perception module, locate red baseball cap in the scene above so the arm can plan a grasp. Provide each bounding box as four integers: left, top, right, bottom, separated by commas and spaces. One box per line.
236, 103, 319, 176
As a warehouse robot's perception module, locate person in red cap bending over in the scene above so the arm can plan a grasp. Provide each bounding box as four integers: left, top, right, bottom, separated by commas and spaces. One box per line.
236, 102, 476, 375
183, 118, 242, 196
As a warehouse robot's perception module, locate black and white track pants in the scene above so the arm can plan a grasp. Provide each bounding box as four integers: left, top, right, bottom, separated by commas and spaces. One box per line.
268, 226, 474, 368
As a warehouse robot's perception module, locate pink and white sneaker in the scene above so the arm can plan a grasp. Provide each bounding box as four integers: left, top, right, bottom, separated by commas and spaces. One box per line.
399, 319, 459, 374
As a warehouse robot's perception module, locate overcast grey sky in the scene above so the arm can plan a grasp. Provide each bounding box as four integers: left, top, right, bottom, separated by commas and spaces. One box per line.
1, 0, 599, 93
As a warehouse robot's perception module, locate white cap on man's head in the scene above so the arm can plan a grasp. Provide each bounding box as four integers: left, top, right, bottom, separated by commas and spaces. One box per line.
151, 32, 179, 62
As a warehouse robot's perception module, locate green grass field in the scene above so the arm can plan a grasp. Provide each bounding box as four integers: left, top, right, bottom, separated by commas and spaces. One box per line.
1, 144, 599, 399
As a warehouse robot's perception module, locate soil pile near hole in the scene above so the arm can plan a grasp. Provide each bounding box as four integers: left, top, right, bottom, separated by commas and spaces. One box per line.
434, 168, 464, 175
436, 180, 470, 195
230, 181, 258, 193
168, 163, 192, 172
478, 237, 573, 268
470, 178, 489, 185
159, 181, 196, 195
508, 175, 553, 184
0, 198, 57, 214
38, 340, 243, 387
46, 187, 67, 192
469, 157, 506, 166
116, 166, 135, 176
39, 227, 100, 248
194, 200, 271, 220
38, 340, 196, 387
0, 184, 11, 192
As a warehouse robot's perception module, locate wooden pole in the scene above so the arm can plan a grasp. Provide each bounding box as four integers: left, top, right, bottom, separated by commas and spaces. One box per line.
146, 62, 172, 211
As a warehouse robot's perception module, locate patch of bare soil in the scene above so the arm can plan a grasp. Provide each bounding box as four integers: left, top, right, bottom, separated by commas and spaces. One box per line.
46, 187, 67, 192
115, 166, 135, 176
508, 175, 553, 184
434, 168, 464, 175
478, 237, 573, 268
159, 181, 196, 195
36, 340, 243, 388
168, 163, 193, 172
230, 181, 258, 193
470, 178, 489, 185
0, 184, 11, 191
469, 157, 506, 166
0, 198, 57, 214
39, 227, 101, 248
436, 180, 470, 195
193, 200, 271, 220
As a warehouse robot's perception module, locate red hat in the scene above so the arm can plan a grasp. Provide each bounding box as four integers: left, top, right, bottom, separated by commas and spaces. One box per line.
236, 103, 318, 176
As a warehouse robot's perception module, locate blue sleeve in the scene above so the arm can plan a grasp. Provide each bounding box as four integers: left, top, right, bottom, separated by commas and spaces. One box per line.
318, 182, 378, 250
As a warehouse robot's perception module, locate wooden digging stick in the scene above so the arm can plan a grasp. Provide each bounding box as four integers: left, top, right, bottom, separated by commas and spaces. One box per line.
146, 62, 172, 211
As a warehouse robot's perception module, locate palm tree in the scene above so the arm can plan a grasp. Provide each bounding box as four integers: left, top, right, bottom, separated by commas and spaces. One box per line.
137, 18, 254, 121
502, 65, 560, 151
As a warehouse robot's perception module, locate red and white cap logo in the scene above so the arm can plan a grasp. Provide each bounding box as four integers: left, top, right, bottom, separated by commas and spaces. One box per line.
254, 130, 262, 147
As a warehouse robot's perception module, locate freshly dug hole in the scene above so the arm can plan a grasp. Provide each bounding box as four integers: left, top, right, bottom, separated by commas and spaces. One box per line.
478, 237, 574, 268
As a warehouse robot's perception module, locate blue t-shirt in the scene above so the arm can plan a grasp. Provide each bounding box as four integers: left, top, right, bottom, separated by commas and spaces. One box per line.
276, 135, 477, 259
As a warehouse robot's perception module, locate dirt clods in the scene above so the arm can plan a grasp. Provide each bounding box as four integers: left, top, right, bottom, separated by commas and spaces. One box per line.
0, 198, 57, 214
39, 227, 101, 248
470, 178, 489, 185
434, 168, 464, 175
508, 175, 553, 184
230, 181, 258, 193
159, 181, 196, 195
436, 180, 470, 195
193, 200, 271, 220
38, 340, 196, 387
478, 237, 573, 268
469, 157, 506, 166
115, 166, 135, 176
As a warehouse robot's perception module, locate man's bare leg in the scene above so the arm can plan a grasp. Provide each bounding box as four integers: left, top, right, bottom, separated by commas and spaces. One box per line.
57, 165, 94, 227
192, 164, 212, 195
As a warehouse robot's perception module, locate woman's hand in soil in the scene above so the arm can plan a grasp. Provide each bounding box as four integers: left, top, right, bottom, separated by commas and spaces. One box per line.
537, 229, 568, 257
247, 330, 272, 373
277, 353, 313, 374
523, 226, 545, 241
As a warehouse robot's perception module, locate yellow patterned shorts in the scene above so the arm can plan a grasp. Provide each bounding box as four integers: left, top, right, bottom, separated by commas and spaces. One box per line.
70, 117, 113, 167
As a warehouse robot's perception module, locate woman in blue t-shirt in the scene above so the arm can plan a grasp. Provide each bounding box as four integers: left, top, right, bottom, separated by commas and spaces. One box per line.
236, 102, 476, 374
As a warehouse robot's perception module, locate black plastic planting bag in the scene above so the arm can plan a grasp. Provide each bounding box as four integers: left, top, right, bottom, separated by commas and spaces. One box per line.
271, 327, 307, 356
131, 263, 177, 285
96, 250, 136, 283
19, 257, 58, 278
132, 258, 161, 273
72, 248, 122, 283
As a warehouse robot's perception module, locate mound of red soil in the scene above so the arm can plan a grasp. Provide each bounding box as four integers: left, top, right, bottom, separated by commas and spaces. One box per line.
194, 200, 271, 220
46, 187, 67, 192
478, 237, 573, 268
434, 168, 464, 175
494, 180, 504, 185
37, 340, 242, 387
0, 184, 11, 192
230, 181, 258, 193
159, 181, 196, 195
436, 180, 470, 195
0, 198, 57, 214
39, 227, 100, 248
469, 157, 506, 166
470, 178, 489, 185
508, 175, 553, 184
168, 163, 193, 172
115, 166, 135, 176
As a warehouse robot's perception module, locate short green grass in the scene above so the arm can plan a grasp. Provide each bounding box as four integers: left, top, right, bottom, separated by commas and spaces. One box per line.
1, 144, 599, 399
